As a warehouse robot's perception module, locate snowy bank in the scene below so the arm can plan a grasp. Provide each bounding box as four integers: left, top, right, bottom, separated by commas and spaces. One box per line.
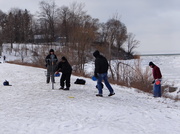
0, 63, 180, 134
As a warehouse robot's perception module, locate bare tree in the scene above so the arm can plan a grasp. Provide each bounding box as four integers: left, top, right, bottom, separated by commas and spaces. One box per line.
126, 33, 139, 56
23, 9, 32, 43
58, 5, 71, 43
1, 8, 33, 46
67, 3, 99, 73
100, 16, 127, 80
4, 12, 14, 49
0, 10, 6, 46
38, 0, 60, 44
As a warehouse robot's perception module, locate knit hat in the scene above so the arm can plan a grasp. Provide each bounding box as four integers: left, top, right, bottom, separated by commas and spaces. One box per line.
49, 49, 54, 53
61, 56, 67, 61
149, 61, 154, 66
93, 50, 100, 58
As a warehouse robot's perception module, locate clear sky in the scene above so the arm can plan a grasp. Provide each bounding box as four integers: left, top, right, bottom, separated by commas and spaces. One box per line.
0, 0, 180, 54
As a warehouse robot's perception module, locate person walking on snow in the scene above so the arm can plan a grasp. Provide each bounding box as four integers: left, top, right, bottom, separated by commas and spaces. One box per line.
149, 61, 162, 97
55, 56, 72, 90
45, 49, 58, 83
93, 50, 115, 97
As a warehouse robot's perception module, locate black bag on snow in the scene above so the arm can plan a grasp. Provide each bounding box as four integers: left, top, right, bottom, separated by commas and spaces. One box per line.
3, 80, 12, 86
74, 78, 86, 85
3, 80, 9, 86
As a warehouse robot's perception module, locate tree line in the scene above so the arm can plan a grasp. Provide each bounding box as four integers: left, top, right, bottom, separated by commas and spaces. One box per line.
0, 1, 140, 76
0, 1, 139, 53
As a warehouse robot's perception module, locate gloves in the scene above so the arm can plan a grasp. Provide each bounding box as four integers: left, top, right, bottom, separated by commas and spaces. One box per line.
152, 80, 155, 84
55, 72, 59, 74
94, 73, 98, 78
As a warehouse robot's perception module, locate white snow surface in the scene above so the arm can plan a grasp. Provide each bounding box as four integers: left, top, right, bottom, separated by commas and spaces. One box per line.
0, 63, 180, 134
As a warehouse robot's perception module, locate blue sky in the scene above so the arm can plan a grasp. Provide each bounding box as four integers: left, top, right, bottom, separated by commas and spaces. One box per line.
1, 0, 180, 54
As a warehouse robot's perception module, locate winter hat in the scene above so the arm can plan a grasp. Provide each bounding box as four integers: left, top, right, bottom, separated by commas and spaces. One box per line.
149, 61, 155, 66
49, 49, 54, 53
61, 56, 67, 61
93, 50, 100, 58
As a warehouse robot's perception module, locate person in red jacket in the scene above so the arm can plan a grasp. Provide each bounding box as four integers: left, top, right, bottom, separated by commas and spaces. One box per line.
149, 61, 162, 97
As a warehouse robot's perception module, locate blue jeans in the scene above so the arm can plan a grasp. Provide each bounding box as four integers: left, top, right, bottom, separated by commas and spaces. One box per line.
153, 80, 162, 97
97, 73, 114, 95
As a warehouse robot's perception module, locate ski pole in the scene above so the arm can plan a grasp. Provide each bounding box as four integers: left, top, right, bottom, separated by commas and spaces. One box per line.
51, 57, 54, 89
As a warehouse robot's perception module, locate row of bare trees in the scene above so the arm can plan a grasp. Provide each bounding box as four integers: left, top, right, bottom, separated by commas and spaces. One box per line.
0, 9, 32, 48
0, 1, 139, 74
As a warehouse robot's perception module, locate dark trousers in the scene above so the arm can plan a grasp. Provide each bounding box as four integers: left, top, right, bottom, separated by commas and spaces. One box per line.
60, 73, 71, 88
47, 65, 56, 83
97, 73, 114, 95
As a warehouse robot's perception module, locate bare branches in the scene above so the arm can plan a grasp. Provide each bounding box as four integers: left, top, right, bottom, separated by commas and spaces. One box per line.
127, 33, 139, 55
38, 1, 60, 44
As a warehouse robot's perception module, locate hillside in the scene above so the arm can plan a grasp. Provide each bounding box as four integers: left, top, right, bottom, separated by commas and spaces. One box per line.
0, 63, 180, 134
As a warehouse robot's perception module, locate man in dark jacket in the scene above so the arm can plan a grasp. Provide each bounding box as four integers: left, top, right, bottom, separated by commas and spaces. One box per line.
55, 56, 72, 90
93, 50, 115, 97
149, 61, 162, 97
45, 49, 58, 83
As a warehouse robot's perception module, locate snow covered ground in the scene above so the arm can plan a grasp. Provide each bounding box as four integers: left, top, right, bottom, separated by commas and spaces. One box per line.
85, 55, 180, 97
0, 63, 180, 134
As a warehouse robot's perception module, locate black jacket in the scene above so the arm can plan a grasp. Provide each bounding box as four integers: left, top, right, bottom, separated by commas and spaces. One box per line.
56, 61, 72, 74
45, 54, 58, 66
94, 55, 109, 76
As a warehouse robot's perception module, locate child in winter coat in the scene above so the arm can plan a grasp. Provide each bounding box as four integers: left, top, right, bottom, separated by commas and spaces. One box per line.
55, 56, 72, 90
45, 49, 58, 83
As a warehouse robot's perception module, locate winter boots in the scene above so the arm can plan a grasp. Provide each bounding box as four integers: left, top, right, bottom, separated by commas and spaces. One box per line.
64, 87, 70, 90
96, 94, 103, 97
96, 93, 115, 97
59, 87, 70, 90
108, 93, 115, 96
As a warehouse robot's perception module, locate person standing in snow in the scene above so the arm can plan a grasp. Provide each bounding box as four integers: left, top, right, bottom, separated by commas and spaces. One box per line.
55, 56, 72, 90
93, 50, 115, 97
149, 61, 162, 97
45, 49, 58, 83
3, 55, 6, 63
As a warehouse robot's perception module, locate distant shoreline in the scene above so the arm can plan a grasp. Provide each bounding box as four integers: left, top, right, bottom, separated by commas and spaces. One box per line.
140, 53, 180, 56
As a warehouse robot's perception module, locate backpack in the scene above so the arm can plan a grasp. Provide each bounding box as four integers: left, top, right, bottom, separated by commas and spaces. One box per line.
74, 78, 86, 85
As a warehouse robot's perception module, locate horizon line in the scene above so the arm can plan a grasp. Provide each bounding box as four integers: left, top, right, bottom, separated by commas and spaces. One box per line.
140, 53, 180, 56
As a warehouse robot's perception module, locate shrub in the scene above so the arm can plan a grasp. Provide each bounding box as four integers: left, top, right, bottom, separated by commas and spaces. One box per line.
108, 59, 153, 93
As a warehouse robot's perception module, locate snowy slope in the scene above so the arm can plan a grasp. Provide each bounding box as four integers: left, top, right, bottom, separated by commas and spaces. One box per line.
0, 63, 180, 134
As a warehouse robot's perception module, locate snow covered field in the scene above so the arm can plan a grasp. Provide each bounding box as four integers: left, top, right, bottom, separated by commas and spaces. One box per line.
0, 62, 180, 134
